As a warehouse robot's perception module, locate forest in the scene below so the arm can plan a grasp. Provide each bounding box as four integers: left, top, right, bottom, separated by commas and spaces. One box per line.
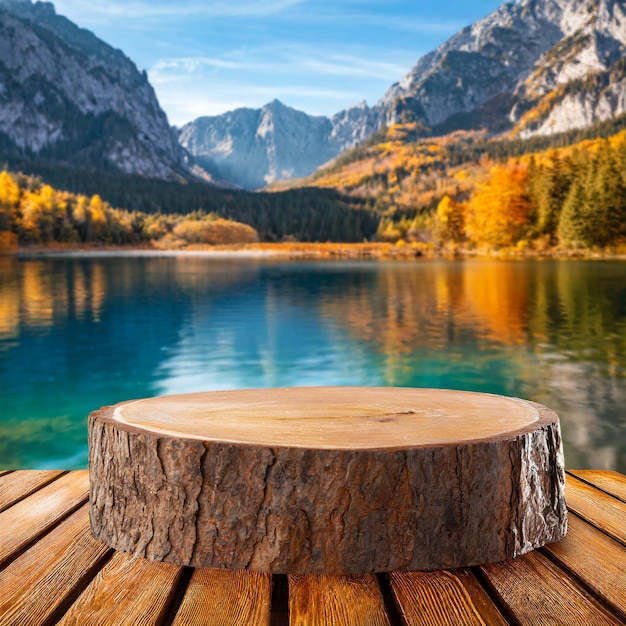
310, 115, 626, 252
0, 156, 380, 245
0, 171, 261, 249
374, 132, 626, 251
3, 112, 626, 252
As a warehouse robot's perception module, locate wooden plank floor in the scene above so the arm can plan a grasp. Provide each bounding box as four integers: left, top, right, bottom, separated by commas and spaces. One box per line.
0, 470, 624, 626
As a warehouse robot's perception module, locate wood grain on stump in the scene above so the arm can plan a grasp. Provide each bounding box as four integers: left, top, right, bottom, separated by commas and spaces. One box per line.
88, 387, 567, 574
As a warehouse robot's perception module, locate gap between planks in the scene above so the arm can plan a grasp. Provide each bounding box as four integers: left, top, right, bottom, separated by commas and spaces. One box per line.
0, 470, 69, 514
566, 470, 626, 504
0, 471, 89, 570
565, 473, 626, 547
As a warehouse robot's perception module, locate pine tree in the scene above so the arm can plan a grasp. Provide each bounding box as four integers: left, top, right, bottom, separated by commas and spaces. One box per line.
557, 178, 588, 247
587, 148, 626, 246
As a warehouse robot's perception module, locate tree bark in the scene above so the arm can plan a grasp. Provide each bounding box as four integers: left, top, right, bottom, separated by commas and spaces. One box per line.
89, 387, 567, 574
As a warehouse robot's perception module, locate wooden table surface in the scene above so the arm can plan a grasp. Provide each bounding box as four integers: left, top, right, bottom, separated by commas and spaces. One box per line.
0, 469, 624, 626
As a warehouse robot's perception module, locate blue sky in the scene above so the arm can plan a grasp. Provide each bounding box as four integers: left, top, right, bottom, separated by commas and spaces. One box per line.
51, 0, 504, 126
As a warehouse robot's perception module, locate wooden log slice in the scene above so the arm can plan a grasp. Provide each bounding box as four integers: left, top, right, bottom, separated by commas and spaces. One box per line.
88, 387, 567, 574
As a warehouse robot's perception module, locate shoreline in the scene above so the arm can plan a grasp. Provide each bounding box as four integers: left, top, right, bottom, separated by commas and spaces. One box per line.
9, 242, 425, 261
6, 241, 626, 261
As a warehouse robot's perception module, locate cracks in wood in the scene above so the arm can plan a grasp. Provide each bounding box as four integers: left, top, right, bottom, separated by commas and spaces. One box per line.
189, 442, 209, 564
507, 438, 522, 557
246, 449, 277, 569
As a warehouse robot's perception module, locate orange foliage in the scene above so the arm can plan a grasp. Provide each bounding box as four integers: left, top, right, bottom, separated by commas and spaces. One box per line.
309, 125, 491, 221
465, 163, 531, 248
0, 169, 260, 247
168, 218, 258, 246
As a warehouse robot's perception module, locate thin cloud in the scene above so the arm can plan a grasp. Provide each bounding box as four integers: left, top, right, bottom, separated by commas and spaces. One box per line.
150, 50, 412, 82
303, 55, 410, 80
151, 57, 252, 74
53, 0, 308, 20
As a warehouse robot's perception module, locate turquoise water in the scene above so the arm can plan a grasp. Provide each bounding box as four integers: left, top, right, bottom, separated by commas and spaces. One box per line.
1, 255, 625, 471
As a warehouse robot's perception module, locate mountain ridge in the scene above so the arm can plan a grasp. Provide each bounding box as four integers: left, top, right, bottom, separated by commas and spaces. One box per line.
3, 0, 626, 190
182, 0, 626, 188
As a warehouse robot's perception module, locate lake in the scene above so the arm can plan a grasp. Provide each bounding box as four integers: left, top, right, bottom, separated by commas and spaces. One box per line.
1, 254, 625, 472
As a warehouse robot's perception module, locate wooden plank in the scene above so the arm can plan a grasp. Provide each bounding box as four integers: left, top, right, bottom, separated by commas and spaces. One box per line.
566, 474, 626, 545
480, 550, 623, 625
0, 470, 89, 568
57, 551, 183, 626
0, 504, 111, 626
389, 570, 508, 626
172, 568, 271, 626
543, 514, 626, 620
0, 470, 66, 513
568, 470, 626, 503
0, 470, 13, 477
288, 574, 390, 626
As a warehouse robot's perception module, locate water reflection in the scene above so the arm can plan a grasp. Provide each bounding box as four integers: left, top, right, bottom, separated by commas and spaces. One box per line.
0, 256, 624, 471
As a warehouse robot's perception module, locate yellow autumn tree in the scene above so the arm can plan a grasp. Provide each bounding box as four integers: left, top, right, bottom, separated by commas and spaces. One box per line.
0, 171, 20, 209
20, 191, 45, 241
435, 195, 466, 243
464, 163, 531, 248
0, 171, 20, 250
88, 195, 108, 240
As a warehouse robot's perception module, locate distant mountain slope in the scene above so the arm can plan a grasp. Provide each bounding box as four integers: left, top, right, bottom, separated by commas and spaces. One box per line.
0, 0, 187, 178
178, 99, 376, 190
183, 0, 626, 188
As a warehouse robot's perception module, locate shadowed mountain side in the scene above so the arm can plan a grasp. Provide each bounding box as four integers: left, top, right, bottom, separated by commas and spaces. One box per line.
178, 100, 376, 190
0, 0, 189, 178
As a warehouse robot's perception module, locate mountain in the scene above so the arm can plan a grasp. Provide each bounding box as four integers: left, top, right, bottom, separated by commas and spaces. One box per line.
378, 0, 626, 137
4, 0, 626, 189
182, 0, 626, 188
178, 99, 375, 190
0, 0, 187, 178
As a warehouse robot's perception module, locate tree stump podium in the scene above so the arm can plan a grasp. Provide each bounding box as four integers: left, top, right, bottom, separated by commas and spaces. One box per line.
88, 387, 567, 574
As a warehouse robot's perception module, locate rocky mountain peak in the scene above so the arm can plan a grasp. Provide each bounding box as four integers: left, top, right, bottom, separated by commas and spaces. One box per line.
178, 95, 384, 189
264, 98, 287, 111
178, 101, 339, 189
0, 0, 187, 178
374, 0, 626, 137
